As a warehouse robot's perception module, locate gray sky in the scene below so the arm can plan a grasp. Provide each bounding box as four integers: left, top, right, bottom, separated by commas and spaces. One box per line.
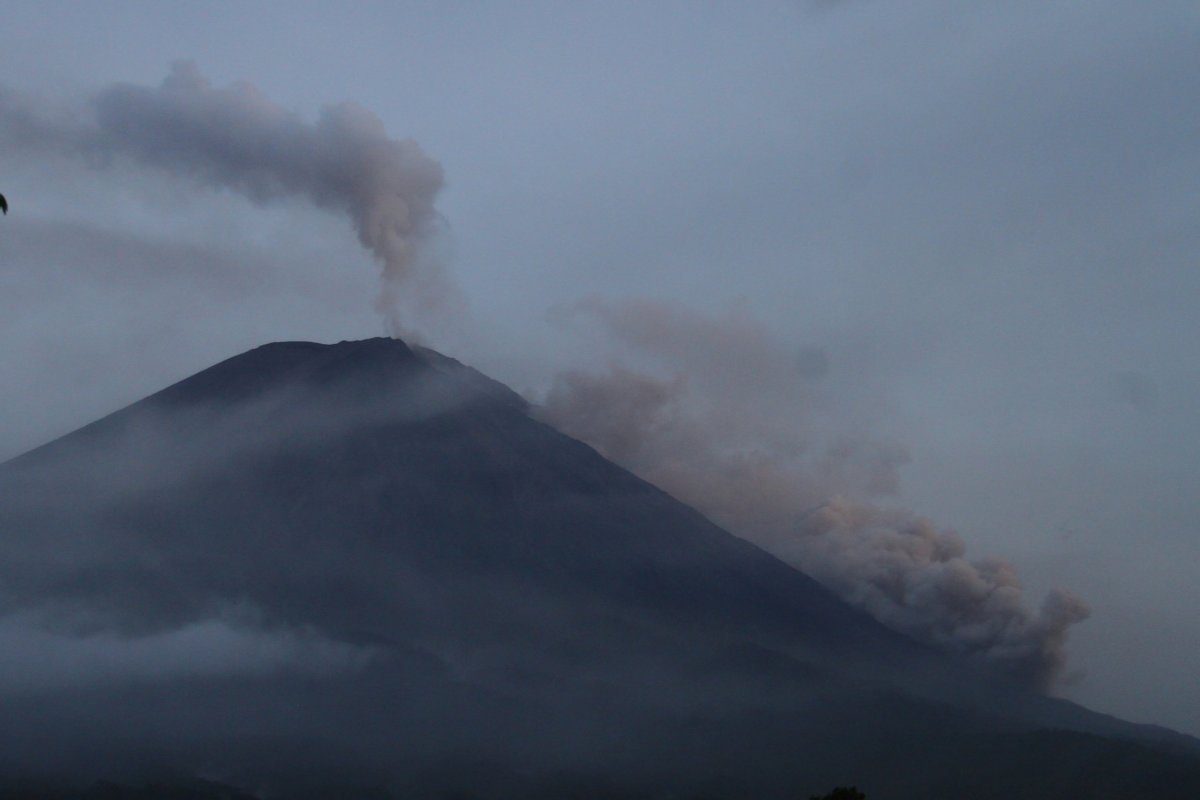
1, 1, 1198, 734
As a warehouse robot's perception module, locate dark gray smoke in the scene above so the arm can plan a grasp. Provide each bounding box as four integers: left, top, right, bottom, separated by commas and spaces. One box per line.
539, 298, 1089, 689
0, 62, 445, 333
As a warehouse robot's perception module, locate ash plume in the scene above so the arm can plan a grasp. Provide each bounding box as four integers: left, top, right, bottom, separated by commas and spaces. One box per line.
0, 65, 1089, 690
0, 62, 445, 332
539, 298, 1089, 689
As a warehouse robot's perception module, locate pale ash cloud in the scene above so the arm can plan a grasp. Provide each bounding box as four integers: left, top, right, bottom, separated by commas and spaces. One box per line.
0, 62, 448, 335
539, 299, 1088, 689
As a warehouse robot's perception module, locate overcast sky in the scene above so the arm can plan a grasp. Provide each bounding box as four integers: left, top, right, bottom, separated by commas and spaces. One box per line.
1, 1, 1198, 735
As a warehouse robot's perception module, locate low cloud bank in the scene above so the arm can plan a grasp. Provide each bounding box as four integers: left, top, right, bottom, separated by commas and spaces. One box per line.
0, 613, 372, 694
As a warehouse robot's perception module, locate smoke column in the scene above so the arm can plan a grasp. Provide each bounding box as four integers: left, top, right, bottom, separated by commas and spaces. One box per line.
539, 298, 1089, 690
0, 62, 444, 332
0, 65, 1089, 688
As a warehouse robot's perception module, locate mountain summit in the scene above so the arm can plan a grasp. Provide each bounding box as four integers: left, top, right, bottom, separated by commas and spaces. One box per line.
1, 338, 1198, 799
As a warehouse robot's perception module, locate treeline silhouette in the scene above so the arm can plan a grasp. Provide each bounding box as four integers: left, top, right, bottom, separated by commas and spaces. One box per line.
810, 789, 867, 800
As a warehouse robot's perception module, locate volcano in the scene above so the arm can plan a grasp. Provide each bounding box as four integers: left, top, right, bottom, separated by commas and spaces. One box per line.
1, 338, 1197, 799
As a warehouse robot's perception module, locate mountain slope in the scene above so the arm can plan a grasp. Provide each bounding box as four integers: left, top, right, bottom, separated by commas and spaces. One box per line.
0, 338, 1196, 798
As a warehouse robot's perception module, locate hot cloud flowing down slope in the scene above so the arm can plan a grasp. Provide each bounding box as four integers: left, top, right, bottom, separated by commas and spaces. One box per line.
539, 298, 1089, 689
0, 62, 445, 332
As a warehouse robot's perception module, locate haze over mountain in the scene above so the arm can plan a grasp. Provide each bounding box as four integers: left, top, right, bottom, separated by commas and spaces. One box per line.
2, 4, 1199, 741
0, 58, 1091, 694
0, 12, 1195, 795
1, 338, 1197, 799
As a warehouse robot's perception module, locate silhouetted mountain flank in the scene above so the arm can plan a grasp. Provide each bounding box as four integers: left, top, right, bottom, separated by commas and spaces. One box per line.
1, 338, 1197, 799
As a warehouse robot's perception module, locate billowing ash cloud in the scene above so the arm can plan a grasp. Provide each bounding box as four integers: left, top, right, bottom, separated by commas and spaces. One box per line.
0, 62, 445, 332
0, 65, 1089, 691
796, 500, 1090, 689
539, 298, 1089, 689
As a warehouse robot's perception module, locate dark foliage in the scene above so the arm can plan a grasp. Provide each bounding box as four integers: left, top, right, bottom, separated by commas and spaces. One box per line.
0, 778, 258, 800
809, 789, 866, 800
